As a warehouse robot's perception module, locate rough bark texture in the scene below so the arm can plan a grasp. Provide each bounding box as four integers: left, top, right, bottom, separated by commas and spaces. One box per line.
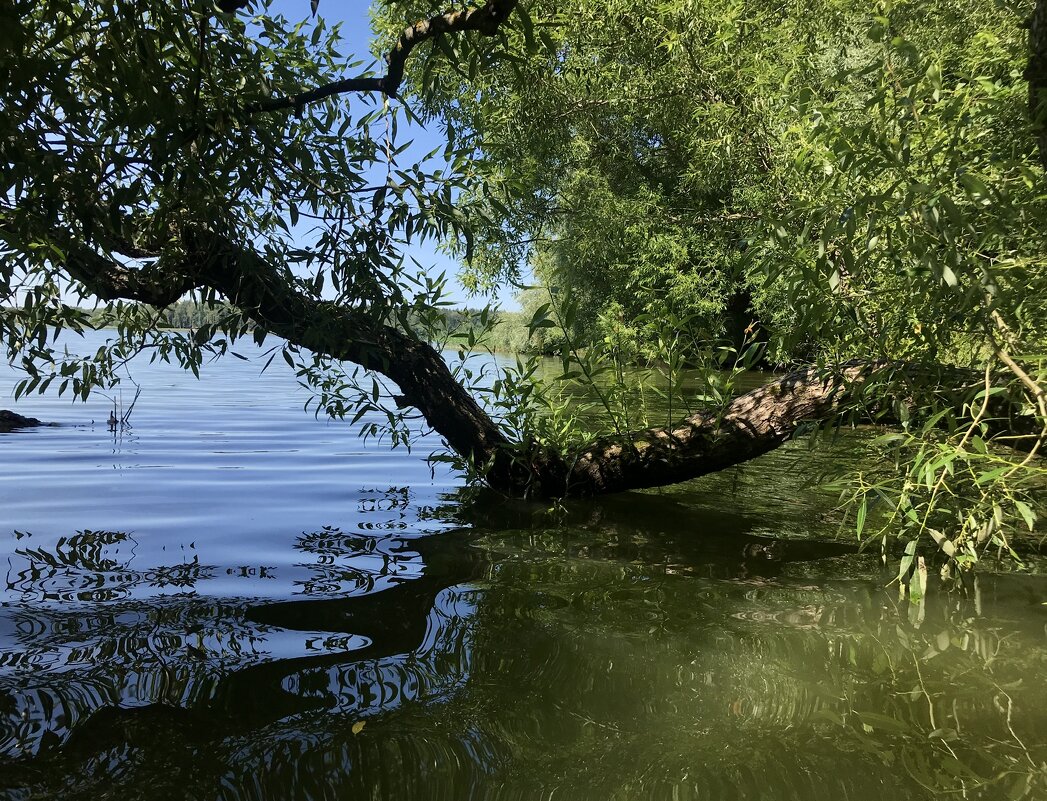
60, 222, 869, 498
60, 224, 880, 498
535, 364, 867, 497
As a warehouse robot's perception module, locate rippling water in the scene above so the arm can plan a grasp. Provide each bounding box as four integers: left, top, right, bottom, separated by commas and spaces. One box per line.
1, 330, 1046, 800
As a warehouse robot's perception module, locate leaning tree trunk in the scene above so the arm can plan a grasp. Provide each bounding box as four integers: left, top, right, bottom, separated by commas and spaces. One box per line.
533, 364, 868, 497
62, 223, 889, 498
64, 230, 1044, 499
27, 0, 1047, 499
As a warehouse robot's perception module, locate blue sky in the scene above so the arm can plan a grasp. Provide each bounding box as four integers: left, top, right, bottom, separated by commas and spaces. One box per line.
267, 0, 521, 311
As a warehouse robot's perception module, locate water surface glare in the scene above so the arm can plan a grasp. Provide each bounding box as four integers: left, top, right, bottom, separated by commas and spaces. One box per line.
1, 330, 1046, 800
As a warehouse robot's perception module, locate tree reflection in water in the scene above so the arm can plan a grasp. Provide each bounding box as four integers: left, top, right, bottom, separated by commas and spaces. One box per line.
0, 524, 483, 764
0, 491, 1045, 799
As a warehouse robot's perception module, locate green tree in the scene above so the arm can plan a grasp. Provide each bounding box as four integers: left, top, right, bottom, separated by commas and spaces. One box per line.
0, 0, 1044, 575
762, 6, 1047, 573
373, 0, 1047, 565
372, 0, 868, 358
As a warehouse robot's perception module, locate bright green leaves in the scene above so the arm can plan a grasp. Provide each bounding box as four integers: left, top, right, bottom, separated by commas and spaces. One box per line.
749, 2, 1047, 578
767, 6, 1045, 366
1, 0, 499, 434
373, 0, 837, 356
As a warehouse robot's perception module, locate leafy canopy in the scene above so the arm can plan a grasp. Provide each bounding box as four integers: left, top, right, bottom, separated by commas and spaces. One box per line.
0, 0, 1045, 570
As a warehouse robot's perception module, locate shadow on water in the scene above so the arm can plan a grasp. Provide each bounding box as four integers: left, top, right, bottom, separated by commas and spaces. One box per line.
437, 486, 863, 558
0, 529, 477, 722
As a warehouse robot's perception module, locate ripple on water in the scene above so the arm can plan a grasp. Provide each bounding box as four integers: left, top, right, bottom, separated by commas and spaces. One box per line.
2, 332, 1047, 800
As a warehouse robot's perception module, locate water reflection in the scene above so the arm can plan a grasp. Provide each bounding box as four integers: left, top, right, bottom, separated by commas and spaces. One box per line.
3, 333, 1047, 798
6, 529, 214, 604
0, 524, 482, 763
2, 493, 1044, 799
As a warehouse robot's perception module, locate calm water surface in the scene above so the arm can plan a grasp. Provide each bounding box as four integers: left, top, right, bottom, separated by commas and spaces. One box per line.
1, 330, 1046, 800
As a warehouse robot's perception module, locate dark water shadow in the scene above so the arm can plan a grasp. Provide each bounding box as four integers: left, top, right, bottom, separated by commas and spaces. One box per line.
8, 489, 1045, 801
429, 486, 860, 574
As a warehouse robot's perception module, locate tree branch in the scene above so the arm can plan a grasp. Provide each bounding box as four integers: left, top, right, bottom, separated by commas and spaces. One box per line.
64, 245, 196, 307
60, 229, 521, 483
244, 0, 518, 115
53, 231, 1046, 499
549, 364, 871, 496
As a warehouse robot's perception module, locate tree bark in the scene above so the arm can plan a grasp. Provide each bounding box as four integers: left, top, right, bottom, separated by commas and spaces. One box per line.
64, 229, 862, 498
63, 230, 524, 486
1029, 0, 1047, 169
547, 364, 867, 496
62, 230, 1045, 498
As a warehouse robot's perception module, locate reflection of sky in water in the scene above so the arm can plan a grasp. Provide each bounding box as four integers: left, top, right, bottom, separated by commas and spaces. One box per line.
0, 331, 476, 560
281, 586, 478, 712
0, 328, 486, 760
1, 527, 429, 604
4, 333, 1047, 799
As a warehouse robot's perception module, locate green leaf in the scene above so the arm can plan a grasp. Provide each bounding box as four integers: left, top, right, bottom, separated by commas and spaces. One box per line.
899, 539, 917, 581
855, 710, 910, 733
1014, 501, 1036, 531
975, 466, 1010, 486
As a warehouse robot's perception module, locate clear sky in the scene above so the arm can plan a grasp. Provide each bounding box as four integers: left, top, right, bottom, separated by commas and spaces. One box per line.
267, 0, 522, 311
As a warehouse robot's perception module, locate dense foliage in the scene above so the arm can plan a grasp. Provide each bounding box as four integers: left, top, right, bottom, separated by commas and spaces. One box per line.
0, 0, 1044, 574
375, 0, 863, 359
373, 0, 1047, 569
377, 0, 1045, 362
1, 0, 474, 402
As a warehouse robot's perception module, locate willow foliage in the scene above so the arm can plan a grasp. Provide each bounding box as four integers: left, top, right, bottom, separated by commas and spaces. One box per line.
372, 0, 1047, 568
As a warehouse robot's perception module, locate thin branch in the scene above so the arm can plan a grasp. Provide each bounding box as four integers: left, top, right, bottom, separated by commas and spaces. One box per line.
244, 0, 518, 115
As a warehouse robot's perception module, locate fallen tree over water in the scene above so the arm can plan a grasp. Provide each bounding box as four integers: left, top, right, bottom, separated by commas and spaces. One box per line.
63, 225, 1044, 498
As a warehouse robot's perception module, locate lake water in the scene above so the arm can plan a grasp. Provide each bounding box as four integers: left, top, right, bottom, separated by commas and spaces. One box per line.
1, 330, 1045, 799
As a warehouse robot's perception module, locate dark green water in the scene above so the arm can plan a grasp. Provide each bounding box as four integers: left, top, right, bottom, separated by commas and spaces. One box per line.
1, 332, 1045, 799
